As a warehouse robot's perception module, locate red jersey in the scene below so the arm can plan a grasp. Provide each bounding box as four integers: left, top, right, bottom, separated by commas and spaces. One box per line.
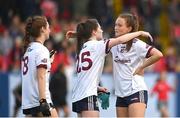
152, 80, 173, 101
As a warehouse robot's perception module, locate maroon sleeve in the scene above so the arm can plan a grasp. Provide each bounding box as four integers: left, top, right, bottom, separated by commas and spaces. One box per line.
105, 40, 110, 54
145, 47, 153, 58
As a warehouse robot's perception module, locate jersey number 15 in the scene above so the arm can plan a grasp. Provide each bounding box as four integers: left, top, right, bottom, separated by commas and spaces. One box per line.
77, 51, 93, 73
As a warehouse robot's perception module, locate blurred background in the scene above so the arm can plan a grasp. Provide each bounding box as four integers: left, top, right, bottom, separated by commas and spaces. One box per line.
0, 0, 180, 117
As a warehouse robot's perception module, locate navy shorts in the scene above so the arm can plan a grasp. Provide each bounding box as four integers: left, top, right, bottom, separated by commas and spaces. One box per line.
116, 90, 148, 107
23, 103, 54, 116
72, 95, 99, 113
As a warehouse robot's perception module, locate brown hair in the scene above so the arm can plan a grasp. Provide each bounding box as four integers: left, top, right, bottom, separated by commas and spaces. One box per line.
118, 13, 139, 51
76, 19, 99, 55
23, 16, 47, 54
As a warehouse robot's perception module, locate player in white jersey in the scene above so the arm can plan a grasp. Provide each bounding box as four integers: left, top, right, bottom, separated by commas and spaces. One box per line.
67, 19, 153, 117
21, 16, 58, 117
111, 13, 163, 117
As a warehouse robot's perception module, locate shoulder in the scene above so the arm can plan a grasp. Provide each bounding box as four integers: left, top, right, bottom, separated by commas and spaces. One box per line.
133, 38, 145, 45
133, 38, 150, 48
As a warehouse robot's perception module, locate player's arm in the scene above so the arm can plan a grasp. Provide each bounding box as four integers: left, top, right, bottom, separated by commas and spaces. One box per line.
108, 31, 152, 48
37, 67, 51, 116
141, 48, 163, 68
133, 48, 163, 75
37, 67, 46, 100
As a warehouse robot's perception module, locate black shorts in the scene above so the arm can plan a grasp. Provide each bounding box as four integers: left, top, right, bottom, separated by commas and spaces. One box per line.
72, 95, 99, 113
116, 90, 148, 107
23, 103, 54, 116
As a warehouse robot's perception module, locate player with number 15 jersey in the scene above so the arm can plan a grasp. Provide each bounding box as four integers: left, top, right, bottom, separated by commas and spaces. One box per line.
72, 39, 109, 102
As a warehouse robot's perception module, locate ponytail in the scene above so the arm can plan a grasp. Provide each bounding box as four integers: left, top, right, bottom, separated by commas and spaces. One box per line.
76, 19, 99, 55
23, 17, 33, 55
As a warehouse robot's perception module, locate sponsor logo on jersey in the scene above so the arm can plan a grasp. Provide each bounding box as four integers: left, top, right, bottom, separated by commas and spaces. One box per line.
114, 56, 131, 63
41, 58, 47, 63
27, 48, 33, 52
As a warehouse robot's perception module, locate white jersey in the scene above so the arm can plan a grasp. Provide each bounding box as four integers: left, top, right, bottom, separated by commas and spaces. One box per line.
22, 42, 52, 109
111, 39, 153, 97
72, 40, 109, 102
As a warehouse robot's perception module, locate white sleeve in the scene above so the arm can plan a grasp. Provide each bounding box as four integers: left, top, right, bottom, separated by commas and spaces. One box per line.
35, 48, 50, 69
136, 40, 153, 59
96, 40, 110, 56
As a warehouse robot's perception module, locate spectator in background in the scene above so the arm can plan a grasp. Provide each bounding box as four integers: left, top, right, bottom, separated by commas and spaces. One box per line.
8, 37, 23, 72
165, 45, 177, 72
54, 0, 73, 20
9, 15, 23, 39
168, 0, 180, 24
170, 20, 180, 58
40, 0, 58, 19
13, 83, 22, 117
137, 0, 162, 37
0, 30, 13, 72
50, 64, 69, 117
151, 71, 175, 117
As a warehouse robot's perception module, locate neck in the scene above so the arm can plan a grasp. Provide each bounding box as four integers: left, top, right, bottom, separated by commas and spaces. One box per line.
36, 37, 45, 44
89, 36, 97, 41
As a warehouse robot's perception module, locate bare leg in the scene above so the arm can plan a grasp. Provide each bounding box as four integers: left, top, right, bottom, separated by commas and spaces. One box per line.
81, 111, 99, 117
160, 107, 169, 117
62, 105, 70, 117
116, 107, 128, 117
128, 103, 146, 117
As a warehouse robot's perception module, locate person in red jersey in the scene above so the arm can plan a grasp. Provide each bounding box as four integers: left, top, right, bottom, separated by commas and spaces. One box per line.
151, 71, 175, 117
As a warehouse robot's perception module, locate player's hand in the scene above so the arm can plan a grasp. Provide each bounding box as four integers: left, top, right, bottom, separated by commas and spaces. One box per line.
133, 65, 144, 76
66, 31, 76, 39
98, 92, 110, 110
98, 86, 108, 93
140, 31, 153, 42
39, 99, 51, 116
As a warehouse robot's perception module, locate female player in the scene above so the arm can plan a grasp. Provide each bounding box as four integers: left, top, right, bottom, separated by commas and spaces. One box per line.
111, 13, 163, 117
67, 19, 153, 117
21, 16, 58, 117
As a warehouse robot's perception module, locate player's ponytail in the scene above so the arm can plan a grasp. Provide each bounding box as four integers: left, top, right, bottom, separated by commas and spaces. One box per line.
76, 19, 99, 55
23, 17, 33, 55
